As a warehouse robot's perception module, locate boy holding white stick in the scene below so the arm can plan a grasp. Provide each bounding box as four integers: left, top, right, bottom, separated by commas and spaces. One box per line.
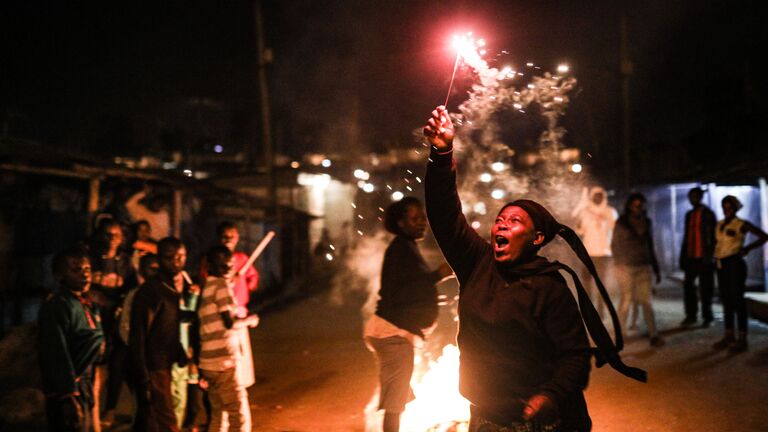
199, 246, 260, 431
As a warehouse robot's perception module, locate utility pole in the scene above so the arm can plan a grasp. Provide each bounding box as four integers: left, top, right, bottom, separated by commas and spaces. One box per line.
254, 0, 276, 216
620, 14, 633, 189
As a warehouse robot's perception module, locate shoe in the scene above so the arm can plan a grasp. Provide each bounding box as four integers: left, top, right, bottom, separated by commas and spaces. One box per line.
713, 336, 734, 350
680, 318, 697, 327
729, 339, 748, 353
650, 336, 665, 347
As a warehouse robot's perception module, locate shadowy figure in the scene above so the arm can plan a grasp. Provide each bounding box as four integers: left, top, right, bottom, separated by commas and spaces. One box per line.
38, 248, 104, 432
363, 197, 453, 432
125, 185, 170, 241
129, 237, 189, 432
88, 219, 136, 429
612, 193, 665, 347
571, 186, 618, 319
712, 195, 768, 352
679, 187, 716, 328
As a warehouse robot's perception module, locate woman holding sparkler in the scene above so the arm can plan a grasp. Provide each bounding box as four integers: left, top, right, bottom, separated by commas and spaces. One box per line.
423, 106, 645, 432
364, 196, 454, 432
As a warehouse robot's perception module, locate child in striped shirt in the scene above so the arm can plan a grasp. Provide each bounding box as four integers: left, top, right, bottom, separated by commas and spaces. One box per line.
198, 246, 259, 431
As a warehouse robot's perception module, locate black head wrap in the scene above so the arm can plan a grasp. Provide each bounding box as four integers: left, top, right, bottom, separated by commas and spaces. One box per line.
502, 199, 560, 246
500, 199, 648, 383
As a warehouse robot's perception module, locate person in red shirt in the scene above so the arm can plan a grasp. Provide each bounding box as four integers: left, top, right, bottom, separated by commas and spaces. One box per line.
200, 222, 259, 316
679, 187, 717, 327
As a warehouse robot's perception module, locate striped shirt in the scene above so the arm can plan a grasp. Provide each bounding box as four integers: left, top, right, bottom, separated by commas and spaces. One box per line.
199, 276, 240, 371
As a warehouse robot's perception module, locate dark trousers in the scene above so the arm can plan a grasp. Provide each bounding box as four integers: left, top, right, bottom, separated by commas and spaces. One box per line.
683, 258, 714, 321
105, 337, 127, 411
45, 378, 93, 432
183, 383, 210, 428
717, 255, 748, 334
133, 370, 179, 432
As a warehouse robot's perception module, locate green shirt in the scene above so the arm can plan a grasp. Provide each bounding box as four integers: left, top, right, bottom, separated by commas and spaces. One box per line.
38, 290, 104, 397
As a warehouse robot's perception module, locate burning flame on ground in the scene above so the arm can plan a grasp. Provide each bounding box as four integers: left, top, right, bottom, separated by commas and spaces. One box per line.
365, 344, 469, 432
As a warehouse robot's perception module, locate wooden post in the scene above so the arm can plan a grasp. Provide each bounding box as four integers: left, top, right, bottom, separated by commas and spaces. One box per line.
87, 177, 101, 235
173, 189, 183, 238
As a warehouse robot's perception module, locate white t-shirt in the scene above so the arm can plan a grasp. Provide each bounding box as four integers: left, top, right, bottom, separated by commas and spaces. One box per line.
714, 218, 746, 259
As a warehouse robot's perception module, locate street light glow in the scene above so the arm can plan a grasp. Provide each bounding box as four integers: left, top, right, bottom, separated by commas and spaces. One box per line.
353, 169, 370, 180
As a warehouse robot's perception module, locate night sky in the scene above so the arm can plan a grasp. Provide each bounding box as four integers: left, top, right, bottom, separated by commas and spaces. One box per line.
2, 1, 765, 179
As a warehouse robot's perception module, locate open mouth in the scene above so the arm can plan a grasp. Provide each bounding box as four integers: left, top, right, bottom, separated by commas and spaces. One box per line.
494, 235, 510, 251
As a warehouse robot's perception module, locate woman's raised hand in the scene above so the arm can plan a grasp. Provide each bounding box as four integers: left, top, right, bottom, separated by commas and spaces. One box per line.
423, 105, 454, 151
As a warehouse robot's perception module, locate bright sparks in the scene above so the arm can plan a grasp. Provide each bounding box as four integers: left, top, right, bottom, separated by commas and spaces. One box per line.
445, 32, 487, 106
451, 33, 485, 68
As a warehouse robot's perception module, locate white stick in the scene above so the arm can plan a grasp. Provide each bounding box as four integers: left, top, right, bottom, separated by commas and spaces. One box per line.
238, 231, 276, 276
181, 270, 193, 285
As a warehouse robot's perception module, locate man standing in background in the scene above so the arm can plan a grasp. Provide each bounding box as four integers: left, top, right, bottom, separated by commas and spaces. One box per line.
130, 237, 188, 431
679, 187, 716, 327
199, 222, 259, 389
38, 248, 104, 432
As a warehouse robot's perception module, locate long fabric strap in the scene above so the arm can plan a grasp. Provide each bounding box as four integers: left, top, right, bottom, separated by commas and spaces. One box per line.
554, 226, 647, 383
557, 226, 623, 349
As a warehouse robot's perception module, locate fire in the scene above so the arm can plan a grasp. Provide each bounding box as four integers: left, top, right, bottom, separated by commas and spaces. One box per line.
365, 344, 470, 432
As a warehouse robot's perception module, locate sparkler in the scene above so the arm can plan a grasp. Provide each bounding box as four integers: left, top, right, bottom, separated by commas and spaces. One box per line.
444, 33, 485, 107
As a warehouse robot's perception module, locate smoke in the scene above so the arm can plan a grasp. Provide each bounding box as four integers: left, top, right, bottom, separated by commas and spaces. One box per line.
332, 51, 591, 312
327, 231, 389, 317
446, 53, 589, 240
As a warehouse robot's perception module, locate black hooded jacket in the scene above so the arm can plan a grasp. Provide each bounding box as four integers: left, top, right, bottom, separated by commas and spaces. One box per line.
425, 150, 592, 430
376, 235, 442, 338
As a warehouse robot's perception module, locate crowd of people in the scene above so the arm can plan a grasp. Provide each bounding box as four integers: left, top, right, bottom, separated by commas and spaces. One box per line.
35, 105, 768, 432
570, 185, 768, 352
37, 217, 263, 432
